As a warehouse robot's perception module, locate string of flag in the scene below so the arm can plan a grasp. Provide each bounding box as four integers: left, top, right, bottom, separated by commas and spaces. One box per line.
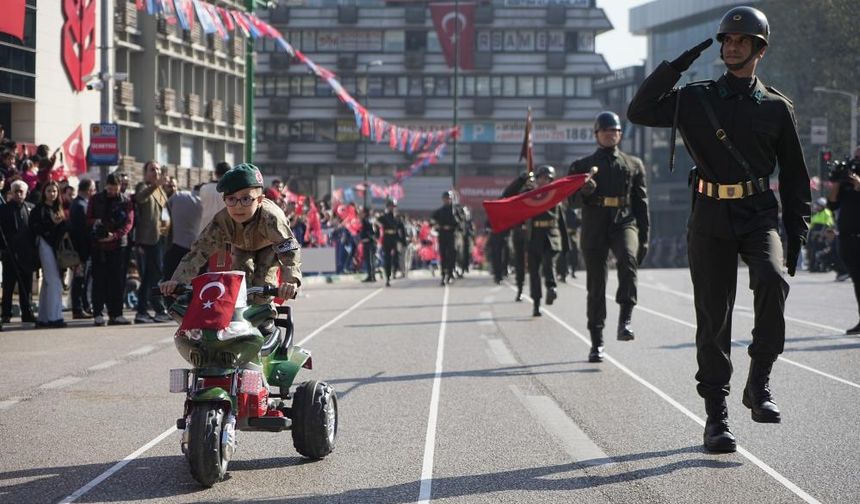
135, 0, 459, 178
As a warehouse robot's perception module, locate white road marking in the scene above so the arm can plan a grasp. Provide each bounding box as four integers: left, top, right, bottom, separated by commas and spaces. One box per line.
572, 282, 860, 390
487, 339, 518, 365
0, 397, 24, 410
297, 288, 383, 346
87, 360, 120, 372
126, 345, 155, 357
510, 385, 613, 467
57, 289, 385, 503
417, 286, 449, 504
514, 285, 822, 504
158, 336, 174, 344
40, 376, 82, 389
58, 426, 177, 504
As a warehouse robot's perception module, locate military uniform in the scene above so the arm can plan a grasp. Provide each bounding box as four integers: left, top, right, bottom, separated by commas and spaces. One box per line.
570, 144, 649, 345
359, 214, 379, 282
432, 199, 460, 285
171, 198, 302, 304
627, 6, 811, 452
378, 208, 406, 286
457, 206, 474, 276
557, 205, 581, 280
502, 175, 532, 301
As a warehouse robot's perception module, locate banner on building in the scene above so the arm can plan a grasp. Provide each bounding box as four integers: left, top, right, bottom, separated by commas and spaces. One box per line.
429, 2, 475, 70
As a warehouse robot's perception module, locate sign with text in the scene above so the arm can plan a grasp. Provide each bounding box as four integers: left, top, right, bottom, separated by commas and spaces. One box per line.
88, 122, 119, 165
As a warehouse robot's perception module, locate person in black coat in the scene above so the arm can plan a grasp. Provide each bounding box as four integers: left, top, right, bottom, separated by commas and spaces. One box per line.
431, 191, 462, 286
359, 207, 379, 282
377, 199, 406, 287
0, 179, 37, 326
29, 181, 67, 327
69, 178, 95, 318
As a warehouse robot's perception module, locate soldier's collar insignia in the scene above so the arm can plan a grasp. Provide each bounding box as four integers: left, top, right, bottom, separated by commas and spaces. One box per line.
717, 81, 730, 99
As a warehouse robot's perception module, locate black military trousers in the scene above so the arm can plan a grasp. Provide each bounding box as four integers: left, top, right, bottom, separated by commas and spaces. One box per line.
838, 233, 860, 317
489, 231, 509, 283
439, 233, 456, 278
383, 244, 399, 280
362, 241, 376, 280
512, 231, 527, 288
528, 240, 557, 301
1, 254, 34, 320
582, 226, 639, 333
688, 228, 788, 399
556, 231, 579, 279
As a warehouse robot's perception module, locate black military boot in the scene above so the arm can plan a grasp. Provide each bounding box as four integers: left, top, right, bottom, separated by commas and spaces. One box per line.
532, 299, 541, 317
588, 331, 604, 363
703, 397, 737, 453
742, 360, 781, 423
546, 287, 557, 305
515, 286, 523, 302
617, 304, 635, 341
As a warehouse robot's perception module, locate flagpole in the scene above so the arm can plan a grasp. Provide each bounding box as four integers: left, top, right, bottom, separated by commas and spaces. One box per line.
452, 0, 459, 190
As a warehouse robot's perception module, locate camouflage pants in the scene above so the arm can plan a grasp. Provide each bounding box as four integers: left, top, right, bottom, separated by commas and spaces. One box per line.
232, 246, 280, 305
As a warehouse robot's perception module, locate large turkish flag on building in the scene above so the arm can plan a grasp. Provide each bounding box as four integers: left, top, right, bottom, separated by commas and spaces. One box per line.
483, 174, 591, 233
430, 2, 475, 70
0, 0, 26, 40
180, 272, 247, 330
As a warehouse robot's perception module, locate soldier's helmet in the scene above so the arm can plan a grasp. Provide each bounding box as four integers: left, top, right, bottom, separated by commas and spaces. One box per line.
442, 190, 453, 200
717, 6, 769, 46
534, 165, 556, 180
386, 198, 397, 208
594, 111, 622, 132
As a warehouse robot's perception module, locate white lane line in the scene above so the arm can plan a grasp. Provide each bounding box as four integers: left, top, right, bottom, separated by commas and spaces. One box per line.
571, 282, 860, 390
510, 385, 614, 467
56, 289, 386, 503
58, 426, 178, 504
297, 288, 383, 346
487, 339, 518, 365
87, 360, 120, 372
40, 376, 82, 389
638, 281, 854, 338
127, 345, 155, 357
0, 397, 24, 410
417, 286, 449, 504
514, 285, 822, 504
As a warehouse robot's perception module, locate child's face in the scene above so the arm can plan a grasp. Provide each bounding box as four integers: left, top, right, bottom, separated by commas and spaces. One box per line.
224, 187, 263, 224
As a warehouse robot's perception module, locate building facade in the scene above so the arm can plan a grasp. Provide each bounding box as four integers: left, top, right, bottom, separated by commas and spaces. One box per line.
257, 0, 613, 213
629, 0, 756, 238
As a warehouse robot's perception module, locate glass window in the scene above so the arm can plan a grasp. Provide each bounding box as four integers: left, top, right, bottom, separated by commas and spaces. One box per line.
578, 31, 594, 52
547, 76, 563, 96
383, 76, 399, 96
565, 77, 575, 97
408, 76, 423, 96
289, 76, 301, 96
427, 31, 441, 53
398, 76, 408, 95
464, 76, 475, 96
491, 76, 502, 96
503, 76, 516, 97
476, 76, 490, 97
316, 80, 330, 97
518, 76, 534, 96
577, 76, 592, 97
565, 32, 577, 52
424, 76, 435, 96
406, 31, 427, 51
547, 30, 565, 52
301, 30, 315, 51
340, 76, 357, 95
383, 30, 405, 52
275, 77, 289, 97
436, 76, 450, 96
535, 76, 546, 96
368, 76, 383, 97
301, 76, 315, 96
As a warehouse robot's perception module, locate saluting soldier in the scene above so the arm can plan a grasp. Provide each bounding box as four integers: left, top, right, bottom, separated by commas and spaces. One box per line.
432, 191, 461, 286
569, 111, 650, 364
378, 199, 406, 287
627, 6, 810, 453
502, 171, 535, 302
505, 165, 566, 317
360, 207, 379, 283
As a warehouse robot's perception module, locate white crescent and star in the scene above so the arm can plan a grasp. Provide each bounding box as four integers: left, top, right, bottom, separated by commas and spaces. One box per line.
441, 12, 467, 43
198, 281, 226, 309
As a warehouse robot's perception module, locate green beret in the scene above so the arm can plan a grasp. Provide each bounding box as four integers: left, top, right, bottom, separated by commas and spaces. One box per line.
217, 163, 265, 194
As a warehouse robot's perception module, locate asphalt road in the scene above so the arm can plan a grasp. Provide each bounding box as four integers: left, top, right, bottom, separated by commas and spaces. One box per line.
1, 268, 857, 503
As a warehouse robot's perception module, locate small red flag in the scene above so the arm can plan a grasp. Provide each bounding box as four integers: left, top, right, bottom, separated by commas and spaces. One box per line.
482, 174, 590, 234
62, 125, 86, 176
180, 272, 246, 330
0, 0, 26, 41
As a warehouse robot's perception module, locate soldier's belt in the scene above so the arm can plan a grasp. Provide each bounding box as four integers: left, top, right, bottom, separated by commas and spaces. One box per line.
439, 225, 454, 230
384, 230, 397, 235
695, 176, 769, 200
532, 220, 556, 228
589, 196, 629, 208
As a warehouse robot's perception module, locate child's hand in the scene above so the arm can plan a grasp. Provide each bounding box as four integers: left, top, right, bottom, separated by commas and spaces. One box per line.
160, 280, 178, 296
278, 282, 298, 300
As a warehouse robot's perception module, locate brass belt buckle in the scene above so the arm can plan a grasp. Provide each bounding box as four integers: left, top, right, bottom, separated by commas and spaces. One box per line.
717, 184, 743, 199
604, 197, 620, 207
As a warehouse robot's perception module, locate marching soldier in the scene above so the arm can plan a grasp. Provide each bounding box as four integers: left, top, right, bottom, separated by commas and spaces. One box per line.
378, 199, 406, 287
556, 203, 581, 282
569, 111, 650, 364
501, 171, 535, 301
432, 191, 461, 286
505, 165, 566, 317
360, 207, 379, 283
627, 6, 810, 453
457, 206, 474, 276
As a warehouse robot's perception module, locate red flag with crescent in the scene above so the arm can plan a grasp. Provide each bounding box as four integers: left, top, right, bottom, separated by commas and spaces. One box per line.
62, 125, 86, 176
430, 2, 475, 69
180, 271, 245, 330
482, 174, 590, 233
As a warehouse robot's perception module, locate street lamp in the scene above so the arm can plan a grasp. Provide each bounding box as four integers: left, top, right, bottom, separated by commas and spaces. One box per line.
814, 86, 859, 153
362, 59, 383, 208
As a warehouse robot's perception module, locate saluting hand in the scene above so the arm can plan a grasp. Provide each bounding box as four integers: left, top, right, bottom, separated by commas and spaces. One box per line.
669, 38, 714, 73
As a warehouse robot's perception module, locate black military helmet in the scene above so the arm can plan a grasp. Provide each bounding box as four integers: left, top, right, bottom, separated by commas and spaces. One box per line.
534, 165, 556, 180
717, 6, 769, 46
442, 190, 453, 199
594, 111, 622, 132
386, 198, 397, 208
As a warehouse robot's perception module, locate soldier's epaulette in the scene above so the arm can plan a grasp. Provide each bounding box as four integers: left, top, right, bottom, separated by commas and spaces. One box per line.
765, 86, 794, 106
682, 79, 715, 89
